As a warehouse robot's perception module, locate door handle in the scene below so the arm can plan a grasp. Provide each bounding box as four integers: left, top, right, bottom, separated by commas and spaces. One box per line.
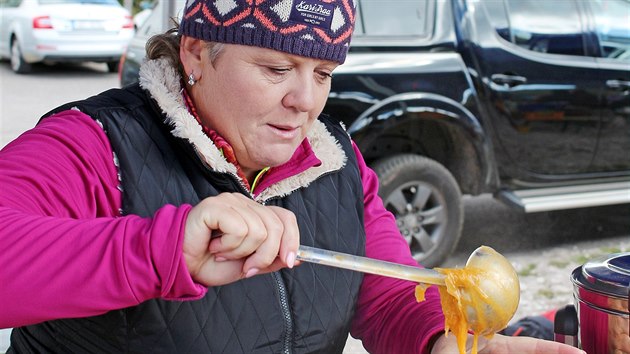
491, 74, 528, 87
606, 80, 630, 90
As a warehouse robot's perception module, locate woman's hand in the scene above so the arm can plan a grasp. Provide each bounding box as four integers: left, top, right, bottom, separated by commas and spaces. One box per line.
183, 192, 299, 286
431, 333, 586, 354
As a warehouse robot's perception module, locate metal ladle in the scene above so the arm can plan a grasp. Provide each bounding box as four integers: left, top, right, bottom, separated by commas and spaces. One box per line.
296, 245, 520, 334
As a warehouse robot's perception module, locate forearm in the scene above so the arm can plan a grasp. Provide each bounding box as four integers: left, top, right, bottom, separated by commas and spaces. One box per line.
0, 204, 205, 328
350, 142, 445, 353
0, 112, 205, 328
351, 215, 445, 353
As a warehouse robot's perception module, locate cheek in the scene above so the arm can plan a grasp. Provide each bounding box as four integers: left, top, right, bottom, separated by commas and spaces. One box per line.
316, 81, 332, 104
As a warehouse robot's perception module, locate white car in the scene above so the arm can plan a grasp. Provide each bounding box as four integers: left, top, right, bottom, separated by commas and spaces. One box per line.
0, 0, 135, 73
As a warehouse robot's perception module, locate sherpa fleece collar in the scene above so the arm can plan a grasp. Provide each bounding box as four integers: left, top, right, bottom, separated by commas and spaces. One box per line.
138, 58, 347, 202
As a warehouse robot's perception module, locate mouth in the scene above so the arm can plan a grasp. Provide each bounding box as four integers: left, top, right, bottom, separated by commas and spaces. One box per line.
268, 123, 300, 139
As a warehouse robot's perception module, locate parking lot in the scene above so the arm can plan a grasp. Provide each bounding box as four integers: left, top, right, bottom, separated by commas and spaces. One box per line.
1, 60, 629, 353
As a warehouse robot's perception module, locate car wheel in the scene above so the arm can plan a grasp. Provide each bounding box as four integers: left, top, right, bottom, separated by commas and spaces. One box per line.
10, 39, 32, 74
107, 61, 119, 73
372, 154, 463, 267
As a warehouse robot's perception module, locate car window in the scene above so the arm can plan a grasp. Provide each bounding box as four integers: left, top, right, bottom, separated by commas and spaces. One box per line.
38, 0, 120, 4
0, 0, 21, 7
355, 0, 431, 37
588, 0, 630, 61
482, 0, 510, 40
484, 0, 586, 57
353, 0, 433, 42
135, 0, 185, 39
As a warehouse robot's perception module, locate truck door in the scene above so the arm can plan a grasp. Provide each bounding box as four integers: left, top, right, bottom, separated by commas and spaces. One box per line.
586, 0, 630, 173
473, 0, 600, 178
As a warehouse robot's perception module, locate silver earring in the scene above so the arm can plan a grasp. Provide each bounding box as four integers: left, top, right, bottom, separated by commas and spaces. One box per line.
187, 73, 196, 86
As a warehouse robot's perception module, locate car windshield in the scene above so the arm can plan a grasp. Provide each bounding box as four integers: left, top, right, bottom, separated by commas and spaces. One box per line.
38, 0, 120, 4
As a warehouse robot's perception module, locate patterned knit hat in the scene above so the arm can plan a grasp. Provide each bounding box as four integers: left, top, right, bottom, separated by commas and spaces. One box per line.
179, 0, 356, 64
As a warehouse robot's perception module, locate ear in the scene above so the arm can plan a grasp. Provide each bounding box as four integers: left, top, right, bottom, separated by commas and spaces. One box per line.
180, 36, 203, 78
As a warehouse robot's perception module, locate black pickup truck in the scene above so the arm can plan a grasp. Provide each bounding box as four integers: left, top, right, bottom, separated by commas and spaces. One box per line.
323, 0, 630, 266
119, 0, 630, 267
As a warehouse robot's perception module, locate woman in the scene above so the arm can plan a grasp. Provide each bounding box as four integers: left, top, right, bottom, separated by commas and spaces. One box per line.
0, 0, 584, 353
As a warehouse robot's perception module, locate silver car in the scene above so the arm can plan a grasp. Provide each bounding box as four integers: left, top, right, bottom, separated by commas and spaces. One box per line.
119, 0, 185, 85
0, 0, 135, 73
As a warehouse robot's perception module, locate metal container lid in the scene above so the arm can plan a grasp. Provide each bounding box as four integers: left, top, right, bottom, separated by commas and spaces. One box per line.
571, 252, 630, 298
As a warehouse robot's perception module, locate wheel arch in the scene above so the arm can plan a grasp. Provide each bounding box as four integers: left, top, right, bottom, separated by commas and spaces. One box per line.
372, 154, 464, 267
8, 23, 38, 64
347, 92, 496, 195
8, 21, 24, 48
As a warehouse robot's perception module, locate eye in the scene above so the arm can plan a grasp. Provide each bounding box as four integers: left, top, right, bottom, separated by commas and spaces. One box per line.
269, 67, 291, 75
316, 70, 333, 83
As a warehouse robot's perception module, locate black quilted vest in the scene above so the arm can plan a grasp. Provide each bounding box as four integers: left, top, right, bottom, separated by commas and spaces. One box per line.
9, 84, 366, 354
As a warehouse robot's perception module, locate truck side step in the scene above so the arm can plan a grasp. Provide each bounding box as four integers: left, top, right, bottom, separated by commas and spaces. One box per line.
498, 181, 630, 213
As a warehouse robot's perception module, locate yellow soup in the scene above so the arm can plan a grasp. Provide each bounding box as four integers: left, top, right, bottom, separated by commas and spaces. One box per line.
416, 265, 517, 354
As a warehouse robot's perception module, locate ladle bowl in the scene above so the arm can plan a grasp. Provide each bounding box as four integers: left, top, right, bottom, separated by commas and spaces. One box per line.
445, 245, 520, 335
296, 245, 520, 334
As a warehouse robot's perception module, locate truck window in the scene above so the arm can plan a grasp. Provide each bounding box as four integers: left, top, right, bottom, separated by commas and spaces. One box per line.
484, 0, 586, 57
588, 0, 630, 61
354, 0, 432, 37
482, 0, 510, 41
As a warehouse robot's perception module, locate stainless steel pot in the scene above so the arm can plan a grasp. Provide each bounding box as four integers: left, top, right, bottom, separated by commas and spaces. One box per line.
571, 252, 630, 354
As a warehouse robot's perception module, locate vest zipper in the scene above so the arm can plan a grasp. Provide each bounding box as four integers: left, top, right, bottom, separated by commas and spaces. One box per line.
272, 271, 293, 354
257, 197, 293, 354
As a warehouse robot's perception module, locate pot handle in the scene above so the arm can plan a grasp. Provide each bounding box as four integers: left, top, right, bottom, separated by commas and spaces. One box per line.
554, 304, 579, 347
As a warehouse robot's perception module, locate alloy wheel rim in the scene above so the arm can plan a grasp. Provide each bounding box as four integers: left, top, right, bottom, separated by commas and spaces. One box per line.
385, 180, 447, 262
10, 41, 20, 72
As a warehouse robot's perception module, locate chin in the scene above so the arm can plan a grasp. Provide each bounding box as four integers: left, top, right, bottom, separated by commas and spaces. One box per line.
260, 146, 296, 166
267, 157, 292, 168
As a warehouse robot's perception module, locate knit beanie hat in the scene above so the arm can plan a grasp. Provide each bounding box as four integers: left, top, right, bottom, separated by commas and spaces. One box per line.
179, 0, 356, 64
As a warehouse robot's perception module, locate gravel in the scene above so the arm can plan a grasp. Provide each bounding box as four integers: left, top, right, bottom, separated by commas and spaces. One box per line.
343, 234, 630, 353
496, 234, 630, 322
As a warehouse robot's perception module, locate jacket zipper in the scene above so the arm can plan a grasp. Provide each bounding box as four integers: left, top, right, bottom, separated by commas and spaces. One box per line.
227, 167, 341, 353
215, 176, 295, 352
259, 197, 293, 354
272, 271, 293, 354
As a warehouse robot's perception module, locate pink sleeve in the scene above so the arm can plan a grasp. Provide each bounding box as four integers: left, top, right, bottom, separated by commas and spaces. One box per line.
0, 112, 206, 328
349, 142, 445, 354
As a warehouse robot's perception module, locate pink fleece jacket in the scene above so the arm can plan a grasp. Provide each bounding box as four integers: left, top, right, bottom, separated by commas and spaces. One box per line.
0, 111, 444, 353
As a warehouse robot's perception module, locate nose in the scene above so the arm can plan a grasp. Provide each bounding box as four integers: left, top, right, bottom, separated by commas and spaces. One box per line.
282, 74, 318, 113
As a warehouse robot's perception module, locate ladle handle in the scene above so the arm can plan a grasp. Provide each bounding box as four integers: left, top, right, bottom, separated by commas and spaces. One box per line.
297, 245, 446, 286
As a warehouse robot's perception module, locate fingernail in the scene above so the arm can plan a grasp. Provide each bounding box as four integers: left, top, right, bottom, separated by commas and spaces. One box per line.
245, 268, 259, 278
286, 252, 296, 268
214, 256, 227, 262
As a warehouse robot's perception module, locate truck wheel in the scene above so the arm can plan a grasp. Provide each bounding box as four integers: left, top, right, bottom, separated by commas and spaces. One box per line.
10, 38, 32, 74
372, 154, 463, 267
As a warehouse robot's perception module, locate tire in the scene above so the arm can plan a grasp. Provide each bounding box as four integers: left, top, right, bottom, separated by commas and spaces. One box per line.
372, 154, 463, 267
107, 61, 119, 73
10, 39, 32, 74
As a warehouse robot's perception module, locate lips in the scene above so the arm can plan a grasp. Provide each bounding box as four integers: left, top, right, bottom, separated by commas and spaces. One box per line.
268, 123, 300, 139
270, 123, 298, 131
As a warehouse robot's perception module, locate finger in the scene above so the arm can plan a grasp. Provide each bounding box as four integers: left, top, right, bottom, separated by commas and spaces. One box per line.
274, 207, 299, 268
238, 209, 284, 272
242, 207, 299, 275
192, 257, 243, 286
212, 200, 281, 258
480, 334, 585, 354
208, 194, 266, 253
194, 193, 252, 246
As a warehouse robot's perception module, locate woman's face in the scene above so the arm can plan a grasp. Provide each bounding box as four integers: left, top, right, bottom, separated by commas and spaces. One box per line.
189, 42, 338, 178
